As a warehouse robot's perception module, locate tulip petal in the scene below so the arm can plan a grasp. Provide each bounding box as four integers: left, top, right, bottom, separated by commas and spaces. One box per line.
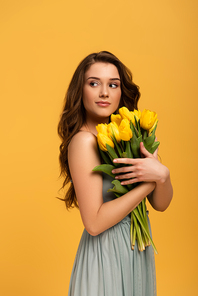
149, 120, 158, 135
119, 119, 133, 141
97, 133, 114, 151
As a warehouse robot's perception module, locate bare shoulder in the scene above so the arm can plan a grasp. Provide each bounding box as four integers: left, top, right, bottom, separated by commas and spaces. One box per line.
68, 131, 100, 167
68, 131, 98, 153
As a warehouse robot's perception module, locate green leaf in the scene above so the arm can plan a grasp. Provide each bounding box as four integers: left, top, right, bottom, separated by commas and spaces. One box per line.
134, 116, 141, 135
125, 141, 133, 158
107, 180, 129, 194
126, 184, 134, 191
114, 192, 123, 198
144, 121, 159, 151
112, 137, 123, 157
130, 121, 139, 138
92, 164, 116, 178
110, 132, 123, 157
106, 144, 118, 159
149, 141, 160, 154
99, 148, 112, 165
150, 121, 158, 135
143, 132, 155, 150
130, 135, 142, 158
142, 129, 148, 140
122, 152, 128, 158
121, 140, 125, 150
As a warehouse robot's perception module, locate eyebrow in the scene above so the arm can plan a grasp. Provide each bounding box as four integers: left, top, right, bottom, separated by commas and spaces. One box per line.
86, 76, 120, 81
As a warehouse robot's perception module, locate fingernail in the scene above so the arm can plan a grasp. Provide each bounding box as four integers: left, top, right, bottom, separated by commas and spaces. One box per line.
112, 170, 115, 173
113, 159, 117, 162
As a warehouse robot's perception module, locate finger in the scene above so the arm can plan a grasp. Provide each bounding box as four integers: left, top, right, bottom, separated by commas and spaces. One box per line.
120, 178, 140, 185
115, 172, 136, 180
113, 158, 139, 165
112, 166, 134, 174
153, 146, 159, 159
140, 142, 151, 158
153, 137, 159, 159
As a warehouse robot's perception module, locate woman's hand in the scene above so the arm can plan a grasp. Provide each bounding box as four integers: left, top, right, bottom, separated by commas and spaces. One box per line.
112, 142, 169, 186
112, 141, 173, 212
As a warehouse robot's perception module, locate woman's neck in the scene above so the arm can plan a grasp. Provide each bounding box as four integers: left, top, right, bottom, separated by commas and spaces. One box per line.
81, 116, 109, 136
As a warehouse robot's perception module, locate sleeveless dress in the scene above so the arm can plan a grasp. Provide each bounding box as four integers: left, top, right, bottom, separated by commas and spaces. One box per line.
68, 174, 156, 296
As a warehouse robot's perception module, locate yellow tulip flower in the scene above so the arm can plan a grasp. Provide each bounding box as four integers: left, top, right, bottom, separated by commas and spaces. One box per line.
129, 109, 142, 124
119, 107, 133, 121
96, 123, 108, 136
97, 133, 114, 151
107, 122, 121, 142
133, 109, 141, 120
140, 109, 158, 130
118, 119, 133, 141
149, 119, 158, 134
111, 114, 122, 126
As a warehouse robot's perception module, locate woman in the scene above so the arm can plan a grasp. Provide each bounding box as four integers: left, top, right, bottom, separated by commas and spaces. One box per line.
58, 51, 173, 296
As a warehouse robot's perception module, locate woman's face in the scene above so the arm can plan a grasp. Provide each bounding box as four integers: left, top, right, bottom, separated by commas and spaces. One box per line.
82, 62, 121, 122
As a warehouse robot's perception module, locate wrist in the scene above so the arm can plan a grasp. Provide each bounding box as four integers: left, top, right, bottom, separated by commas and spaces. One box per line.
142, 181, 156, 191
157, 166, 170, 185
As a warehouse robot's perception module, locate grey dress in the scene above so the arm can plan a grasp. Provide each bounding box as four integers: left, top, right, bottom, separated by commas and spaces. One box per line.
68, 174, 156, 296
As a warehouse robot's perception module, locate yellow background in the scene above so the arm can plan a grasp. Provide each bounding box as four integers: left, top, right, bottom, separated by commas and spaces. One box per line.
1, 0, 197, 295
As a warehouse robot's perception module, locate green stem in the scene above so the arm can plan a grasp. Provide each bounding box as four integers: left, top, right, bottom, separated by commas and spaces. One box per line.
142, 198, 147, 219
141, 198, 150, 235
130, 214, 133, 248
133, 208, 158, 254
132, 212, 145, 251
137, 203, 145, 221
143, 129, 148, 140
131, 222, 136, 250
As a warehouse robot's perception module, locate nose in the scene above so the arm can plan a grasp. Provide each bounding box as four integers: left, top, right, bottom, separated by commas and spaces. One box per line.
99, 85, 109, 98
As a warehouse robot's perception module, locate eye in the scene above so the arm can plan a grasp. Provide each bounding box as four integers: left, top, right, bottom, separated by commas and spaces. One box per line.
109, 83, 118, 88
90, 81, 99, 87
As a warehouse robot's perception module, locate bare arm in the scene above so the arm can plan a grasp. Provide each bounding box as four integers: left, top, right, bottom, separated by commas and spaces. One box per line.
112, 142, 173, 212
147, 167, 173, 211
68, 132, 155, 236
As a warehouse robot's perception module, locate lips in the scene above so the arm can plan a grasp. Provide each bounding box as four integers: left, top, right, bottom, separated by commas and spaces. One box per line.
96, 101, 110, 107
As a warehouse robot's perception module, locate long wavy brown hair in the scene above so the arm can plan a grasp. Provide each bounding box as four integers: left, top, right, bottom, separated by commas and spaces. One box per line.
58, 51, 140, 209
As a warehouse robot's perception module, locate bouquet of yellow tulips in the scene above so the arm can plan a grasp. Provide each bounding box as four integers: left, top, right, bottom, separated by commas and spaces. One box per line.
93, 107, 159, 254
